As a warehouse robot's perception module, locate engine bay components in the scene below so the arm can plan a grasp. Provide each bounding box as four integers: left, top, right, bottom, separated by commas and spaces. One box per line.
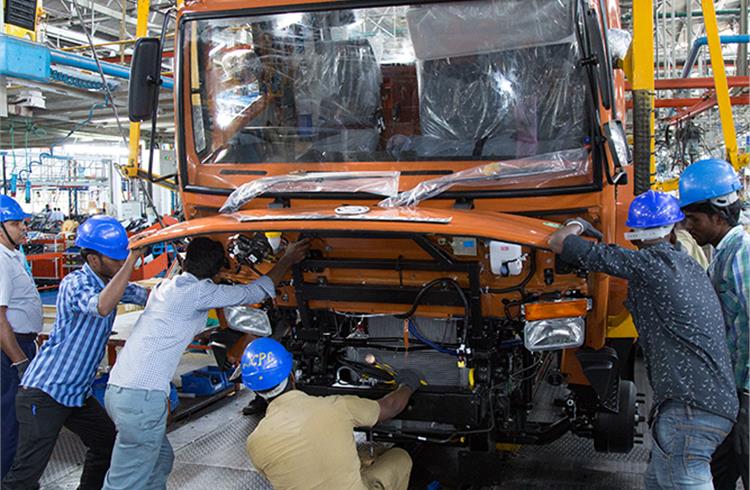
489, 240, 524, 276
229, 232, 272, 265
451, 237, 477, 256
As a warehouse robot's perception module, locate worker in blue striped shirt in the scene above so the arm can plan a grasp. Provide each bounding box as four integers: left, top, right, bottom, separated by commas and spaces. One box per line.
680, 159, 750, 490
2, 215, 149, 490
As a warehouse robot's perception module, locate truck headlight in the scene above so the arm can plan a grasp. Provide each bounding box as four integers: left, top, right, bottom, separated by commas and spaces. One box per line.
524, 317, 585, 352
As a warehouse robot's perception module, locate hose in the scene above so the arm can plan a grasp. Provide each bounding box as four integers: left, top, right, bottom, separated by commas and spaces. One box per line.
407, 319, 458, 356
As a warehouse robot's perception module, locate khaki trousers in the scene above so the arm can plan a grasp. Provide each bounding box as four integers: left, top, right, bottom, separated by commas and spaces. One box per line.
360, 448, 412, 490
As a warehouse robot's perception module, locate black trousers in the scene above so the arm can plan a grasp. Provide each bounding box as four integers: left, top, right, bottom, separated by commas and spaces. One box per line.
712, 390, 750, 490
1, 388, 116, 490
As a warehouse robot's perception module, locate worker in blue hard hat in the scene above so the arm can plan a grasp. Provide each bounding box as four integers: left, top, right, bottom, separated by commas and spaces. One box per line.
548, 190, 738, 489
679, 158, 749, 490
243, 338, 421, 490
0, 195, 42, 479
3, 215, 149, 490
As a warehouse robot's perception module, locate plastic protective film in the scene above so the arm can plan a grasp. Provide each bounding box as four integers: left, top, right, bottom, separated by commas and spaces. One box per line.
379, 149, 590, 208
232, 209, 452, 224
406, 0, 587, 156
190, 0, 589, 165
199, 14, 384, 165
220, 171, 400, 213
406, 0, 575, 60
607, 28, 632, 62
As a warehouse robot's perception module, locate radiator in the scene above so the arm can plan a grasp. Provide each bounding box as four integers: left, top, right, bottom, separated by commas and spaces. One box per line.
344, 316, 466, 387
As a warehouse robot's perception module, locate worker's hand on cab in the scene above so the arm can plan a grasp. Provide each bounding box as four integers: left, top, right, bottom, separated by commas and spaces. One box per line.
130, 228, 158, 243
281, 239, 311, 265
395, 368, 426, 392
563, 218, 603, 242
127, 247, 147, 263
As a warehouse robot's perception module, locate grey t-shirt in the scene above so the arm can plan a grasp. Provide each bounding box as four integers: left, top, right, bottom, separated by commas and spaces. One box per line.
561, 236, 739, 422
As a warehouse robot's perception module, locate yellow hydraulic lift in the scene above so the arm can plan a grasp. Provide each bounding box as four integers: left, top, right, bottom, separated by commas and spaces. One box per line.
624, 0, 746, 194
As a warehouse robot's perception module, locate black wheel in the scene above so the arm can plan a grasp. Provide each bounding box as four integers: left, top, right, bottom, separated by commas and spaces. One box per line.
593, 379, 637, 453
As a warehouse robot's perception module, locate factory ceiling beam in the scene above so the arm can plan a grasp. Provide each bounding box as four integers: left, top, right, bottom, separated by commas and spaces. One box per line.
46, 19, 125, 39
44, 24, 121, 46
66, 0, 161, 32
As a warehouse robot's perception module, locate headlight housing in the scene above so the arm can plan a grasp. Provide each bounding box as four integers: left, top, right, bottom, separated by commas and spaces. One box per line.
524, 317, 585, 352
225, 305, 272, 336
604, 120, 631, 167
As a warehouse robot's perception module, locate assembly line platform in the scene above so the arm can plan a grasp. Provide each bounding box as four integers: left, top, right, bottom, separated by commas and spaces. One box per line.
39, 388, 652, 489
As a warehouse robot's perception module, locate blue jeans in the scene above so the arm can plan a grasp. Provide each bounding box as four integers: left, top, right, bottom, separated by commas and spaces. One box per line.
645, 401, 734, 489
1, 338, 36, 478
102, 385, 174, 490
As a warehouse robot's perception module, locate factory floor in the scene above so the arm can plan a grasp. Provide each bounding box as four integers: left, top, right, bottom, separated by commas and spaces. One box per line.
38, 354, 655, 489
38, 387, 653, 489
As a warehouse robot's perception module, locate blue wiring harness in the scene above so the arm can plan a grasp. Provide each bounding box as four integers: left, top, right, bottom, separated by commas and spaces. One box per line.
407, 318, 459, 356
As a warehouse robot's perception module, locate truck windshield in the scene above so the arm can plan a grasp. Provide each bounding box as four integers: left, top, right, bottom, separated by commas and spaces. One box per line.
184, 0, 590, 165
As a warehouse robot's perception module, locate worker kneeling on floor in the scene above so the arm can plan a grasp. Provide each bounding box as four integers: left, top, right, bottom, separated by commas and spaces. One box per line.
548, 190, 739, 490
243, 338, 417, 490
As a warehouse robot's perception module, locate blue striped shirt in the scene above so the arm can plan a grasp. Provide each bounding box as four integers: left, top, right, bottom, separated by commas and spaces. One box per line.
22, 264, 149, 407
709, 226, 750, 391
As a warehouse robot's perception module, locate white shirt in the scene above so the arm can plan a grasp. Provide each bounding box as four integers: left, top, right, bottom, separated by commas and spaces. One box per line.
0, 245, 43, 334
108, 272, 275, 393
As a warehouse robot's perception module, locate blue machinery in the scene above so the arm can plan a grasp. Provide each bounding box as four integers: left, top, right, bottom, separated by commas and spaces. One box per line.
682, 34, 750, 78
0, 33, 174, 91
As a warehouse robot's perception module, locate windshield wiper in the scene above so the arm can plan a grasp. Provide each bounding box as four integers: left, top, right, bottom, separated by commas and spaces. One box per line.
220, 171, 400, 213
379, 149, 590, 208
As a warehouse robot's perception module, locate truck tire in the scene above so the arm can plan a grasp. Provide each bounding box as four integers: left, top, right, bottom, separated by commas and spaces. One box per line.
593, 379, 637, 453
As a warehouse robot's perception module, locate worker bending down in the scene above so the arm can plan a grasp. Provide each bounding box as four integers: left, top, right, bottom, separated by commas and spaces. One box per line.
679, 159, 750, 490
243, 338, 419, 490
102, 237, 309, 490
548, 190, 738, 489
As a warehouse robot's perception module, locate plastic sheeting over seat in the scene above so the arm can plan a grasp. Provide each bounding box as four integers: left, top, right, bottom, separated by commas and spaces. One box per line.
296, 39, 382, 157
405, 0, 589, 160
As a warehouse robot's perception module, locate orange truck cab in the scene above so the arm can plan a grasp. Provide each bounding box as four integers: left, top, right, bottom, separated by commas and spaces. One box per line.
130, 0, 640, 477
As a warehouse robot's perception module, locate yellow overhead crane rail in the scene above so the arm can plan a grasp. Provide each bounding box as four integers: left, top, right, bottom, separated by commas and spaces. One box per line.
623, 0, 747, 195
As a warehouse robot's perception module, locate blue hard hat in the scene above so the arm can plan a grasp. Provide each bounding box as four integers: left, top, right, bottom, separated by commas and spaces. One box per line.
678, 159, 741, 208
75, 215, 129, 260
241, 338, 293, 392
626, 190, 685, 229
0, 195, 31, 223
